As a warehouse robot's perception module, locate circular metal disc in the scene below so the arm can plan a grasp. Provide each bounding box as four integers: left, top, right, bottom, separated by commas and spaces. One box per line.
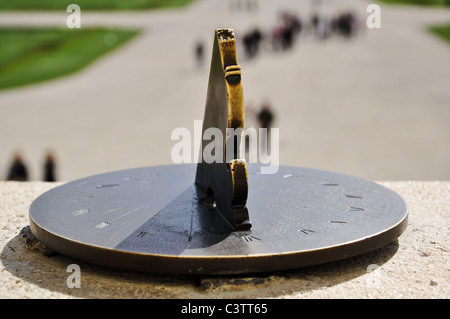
29, 164, 407, 275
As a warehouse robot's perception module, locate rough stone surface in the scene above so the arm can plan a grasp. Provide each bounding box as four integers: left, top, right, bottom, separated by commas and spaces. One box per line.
0, 181, 448, 299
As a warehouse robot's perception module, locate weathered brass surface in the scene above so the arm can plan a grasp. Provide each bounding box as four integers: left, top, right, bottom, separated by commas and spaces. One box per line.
195, 29, 250, 230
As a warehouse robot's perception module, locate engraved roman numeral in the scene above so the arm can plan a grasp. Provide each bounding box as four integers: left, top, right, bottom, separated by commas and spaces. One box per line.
95, 184, 120, 189
137, 231, 146, 238
241, 235, 261, 242
322, 182, 339, 186
235, 233, 261, 242
345, 194, 362, 199
347, 206, 365, 212
298, 229, 316, 235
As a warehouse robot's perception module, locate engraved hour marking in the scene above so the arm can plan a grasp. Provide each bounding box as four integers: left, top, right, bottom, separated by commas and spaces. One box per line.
236, 233, 261, 242
348, 206, 365, 212
322, 182, 339, 186
298, 229, 315, 235
242, 235, 261, 242
137, 231, 146, 238
330, 220, 347, 224
345, 194, 362, 199
73, 195, 93, 202
95, 184, 120, 189
136, 230, 158, 238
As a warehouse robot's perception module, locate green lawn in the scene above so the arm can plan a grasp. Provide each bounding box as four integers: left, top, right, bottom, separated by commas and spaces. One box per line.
429, 24, 450, 43
0, 28, 140, 90
0, 0, 195, 10
377, 0, 449, 6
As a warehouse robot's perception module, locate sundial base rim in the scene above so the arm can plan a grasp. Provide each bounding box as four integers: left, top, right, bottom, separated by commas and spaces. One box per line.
28, 164, 408, 275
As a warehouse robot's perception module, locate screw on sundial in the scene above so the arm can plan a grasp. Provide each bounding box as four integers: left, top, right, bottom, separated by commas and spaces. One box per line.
195, 29, 251, 230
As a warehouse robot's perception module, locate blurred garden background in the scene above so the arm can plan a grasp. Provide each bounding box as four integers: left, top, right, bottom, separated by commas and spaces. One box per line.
0, 0, 449, 182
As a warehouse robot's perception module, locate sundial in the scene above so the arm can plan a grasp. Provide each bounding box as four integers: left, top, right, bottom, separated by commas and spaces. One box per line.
27, 29, 408, 275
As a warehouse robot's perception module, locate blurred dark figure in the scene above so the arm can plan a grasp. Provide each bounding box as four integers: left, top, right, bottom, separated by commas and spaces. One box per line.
281, 12, 302, 49
281, 21, 294, 49
336, 12, 357, 38
43, 152, 57, 182
257, 101, 275, 153
271, 12, 302, 51
243, 28, 263, 59
310, 13, 320, 37
194, 41, 204, 68
257, 102, 274, 130
7, 152, 28, 181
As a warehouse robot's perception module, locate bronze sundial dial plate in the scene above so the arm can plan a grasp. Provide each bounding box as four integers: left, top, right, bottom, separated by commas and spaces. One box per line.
29, 164, 407, 275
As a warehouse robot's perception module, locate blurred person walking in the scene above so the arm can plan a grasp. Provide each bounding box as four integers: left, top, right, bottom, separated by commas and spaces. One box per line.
194, 40, 204, 68
6, 152, 28, 181
257, 101, 274, 131
257, 100, 275, 153
43, 151, 57, 182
